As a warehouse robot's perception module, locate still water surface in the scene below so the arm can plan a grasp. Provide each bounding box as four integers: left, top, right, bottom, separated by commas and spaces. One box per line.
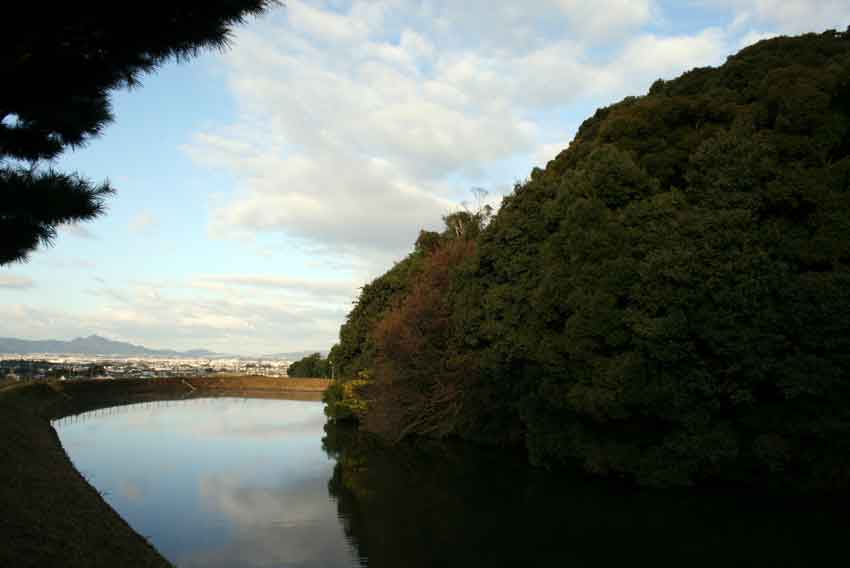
55, 397, 848, 567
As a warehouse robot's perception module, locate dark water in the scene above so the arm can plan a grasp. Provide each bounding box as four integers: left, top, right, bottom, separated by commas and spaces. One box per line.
55, 397, 848, 567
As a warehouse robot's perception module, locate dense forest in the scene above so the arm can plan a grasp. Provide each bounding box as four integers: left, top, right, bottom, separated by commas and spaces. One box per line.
323, 30, 850, 488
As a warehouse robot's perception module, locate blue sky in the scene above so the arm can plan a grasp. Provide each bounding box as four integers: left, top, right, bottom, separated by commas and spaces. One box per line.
1, 1, 848, 355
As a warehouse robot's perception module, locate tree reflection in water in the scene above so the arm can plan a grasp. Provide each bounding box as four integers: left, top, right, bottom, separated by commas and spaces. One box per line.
323, 423, 848, 568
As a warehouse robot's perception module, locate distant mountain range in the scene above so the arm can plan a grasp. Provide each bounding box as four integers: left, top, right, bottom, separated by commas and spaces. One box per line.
0, 335, 327, 360
0, 335, 218, 358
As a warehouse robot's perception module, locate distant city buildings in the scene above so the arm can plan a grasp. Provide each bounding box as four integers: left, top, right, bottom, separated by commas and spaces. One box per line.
0, 355, 291, 381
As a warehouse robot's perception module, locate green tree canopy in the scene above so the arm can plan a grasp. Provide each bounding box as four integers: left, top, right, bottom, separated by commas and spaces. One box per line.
288, 352, 330, 378
0, 1, 275, 264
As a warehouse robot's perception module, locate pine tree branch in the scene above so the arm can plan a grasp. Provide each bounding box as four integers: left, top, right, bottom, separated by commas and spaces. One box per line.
0, 167, 113, 264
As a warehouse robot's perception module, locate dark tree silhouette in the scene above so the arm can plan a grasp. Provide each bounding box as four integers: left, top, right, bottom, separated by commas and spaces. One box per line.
0, 1, 276, 264
287, 352, 330, 378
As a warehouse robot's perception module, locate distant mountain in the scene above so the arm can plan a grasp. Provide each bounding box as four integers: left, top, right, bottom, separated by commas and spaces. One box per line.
0, 335, 219, 358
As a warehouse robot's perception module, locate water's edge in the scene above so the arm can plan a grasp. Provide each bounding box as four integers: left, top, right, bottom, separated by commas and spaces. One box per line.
0, 379, 326, 568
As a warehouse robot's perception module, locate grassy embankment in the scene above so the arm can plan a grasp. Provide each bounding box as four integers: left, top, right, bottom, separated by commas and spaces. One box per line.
0, 376, 330, 567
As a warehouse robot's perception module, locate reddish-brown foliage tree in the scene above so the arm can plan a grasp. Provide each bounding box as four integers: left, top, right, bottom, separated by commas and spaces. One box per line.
365, 239, 477, 441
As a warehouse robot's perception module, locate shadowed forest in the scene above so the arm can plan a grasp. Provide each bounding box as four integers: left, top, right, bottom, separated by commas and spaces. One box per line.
305, 29, 850, 489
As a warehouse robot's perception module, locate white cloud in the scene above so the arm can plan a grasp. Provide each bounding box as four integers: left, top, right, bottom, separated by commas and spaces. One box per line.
612, 28, 729, 84
0, 274, 35, 290
192, 274, 357, 299
701, 0, 850, 35
192, 134, 456, 258
554, 0, 657, 41
286, 0, 371, 43
182, 1, 741, 268
400, 29, 434, 59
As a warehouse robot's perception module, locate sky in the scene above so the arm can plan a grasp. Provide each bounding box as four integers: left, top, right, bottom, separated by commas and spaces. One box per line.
1, 1, 848, 355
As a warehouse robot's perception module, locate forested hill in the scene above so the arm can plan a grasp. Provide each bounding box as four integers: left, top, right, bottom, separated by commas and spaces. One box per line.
323, 29, 850, 489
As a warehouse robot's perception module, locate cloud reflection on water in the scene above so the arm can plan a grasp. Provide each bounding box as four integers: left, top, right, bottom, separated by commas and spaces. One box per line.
55, 397, 358, 567
180, 474, 356, 568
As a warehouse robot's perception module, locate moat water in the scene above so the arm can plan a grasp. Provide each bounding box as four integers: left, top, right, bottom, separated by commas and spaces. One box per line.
54, 397, 848, 567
